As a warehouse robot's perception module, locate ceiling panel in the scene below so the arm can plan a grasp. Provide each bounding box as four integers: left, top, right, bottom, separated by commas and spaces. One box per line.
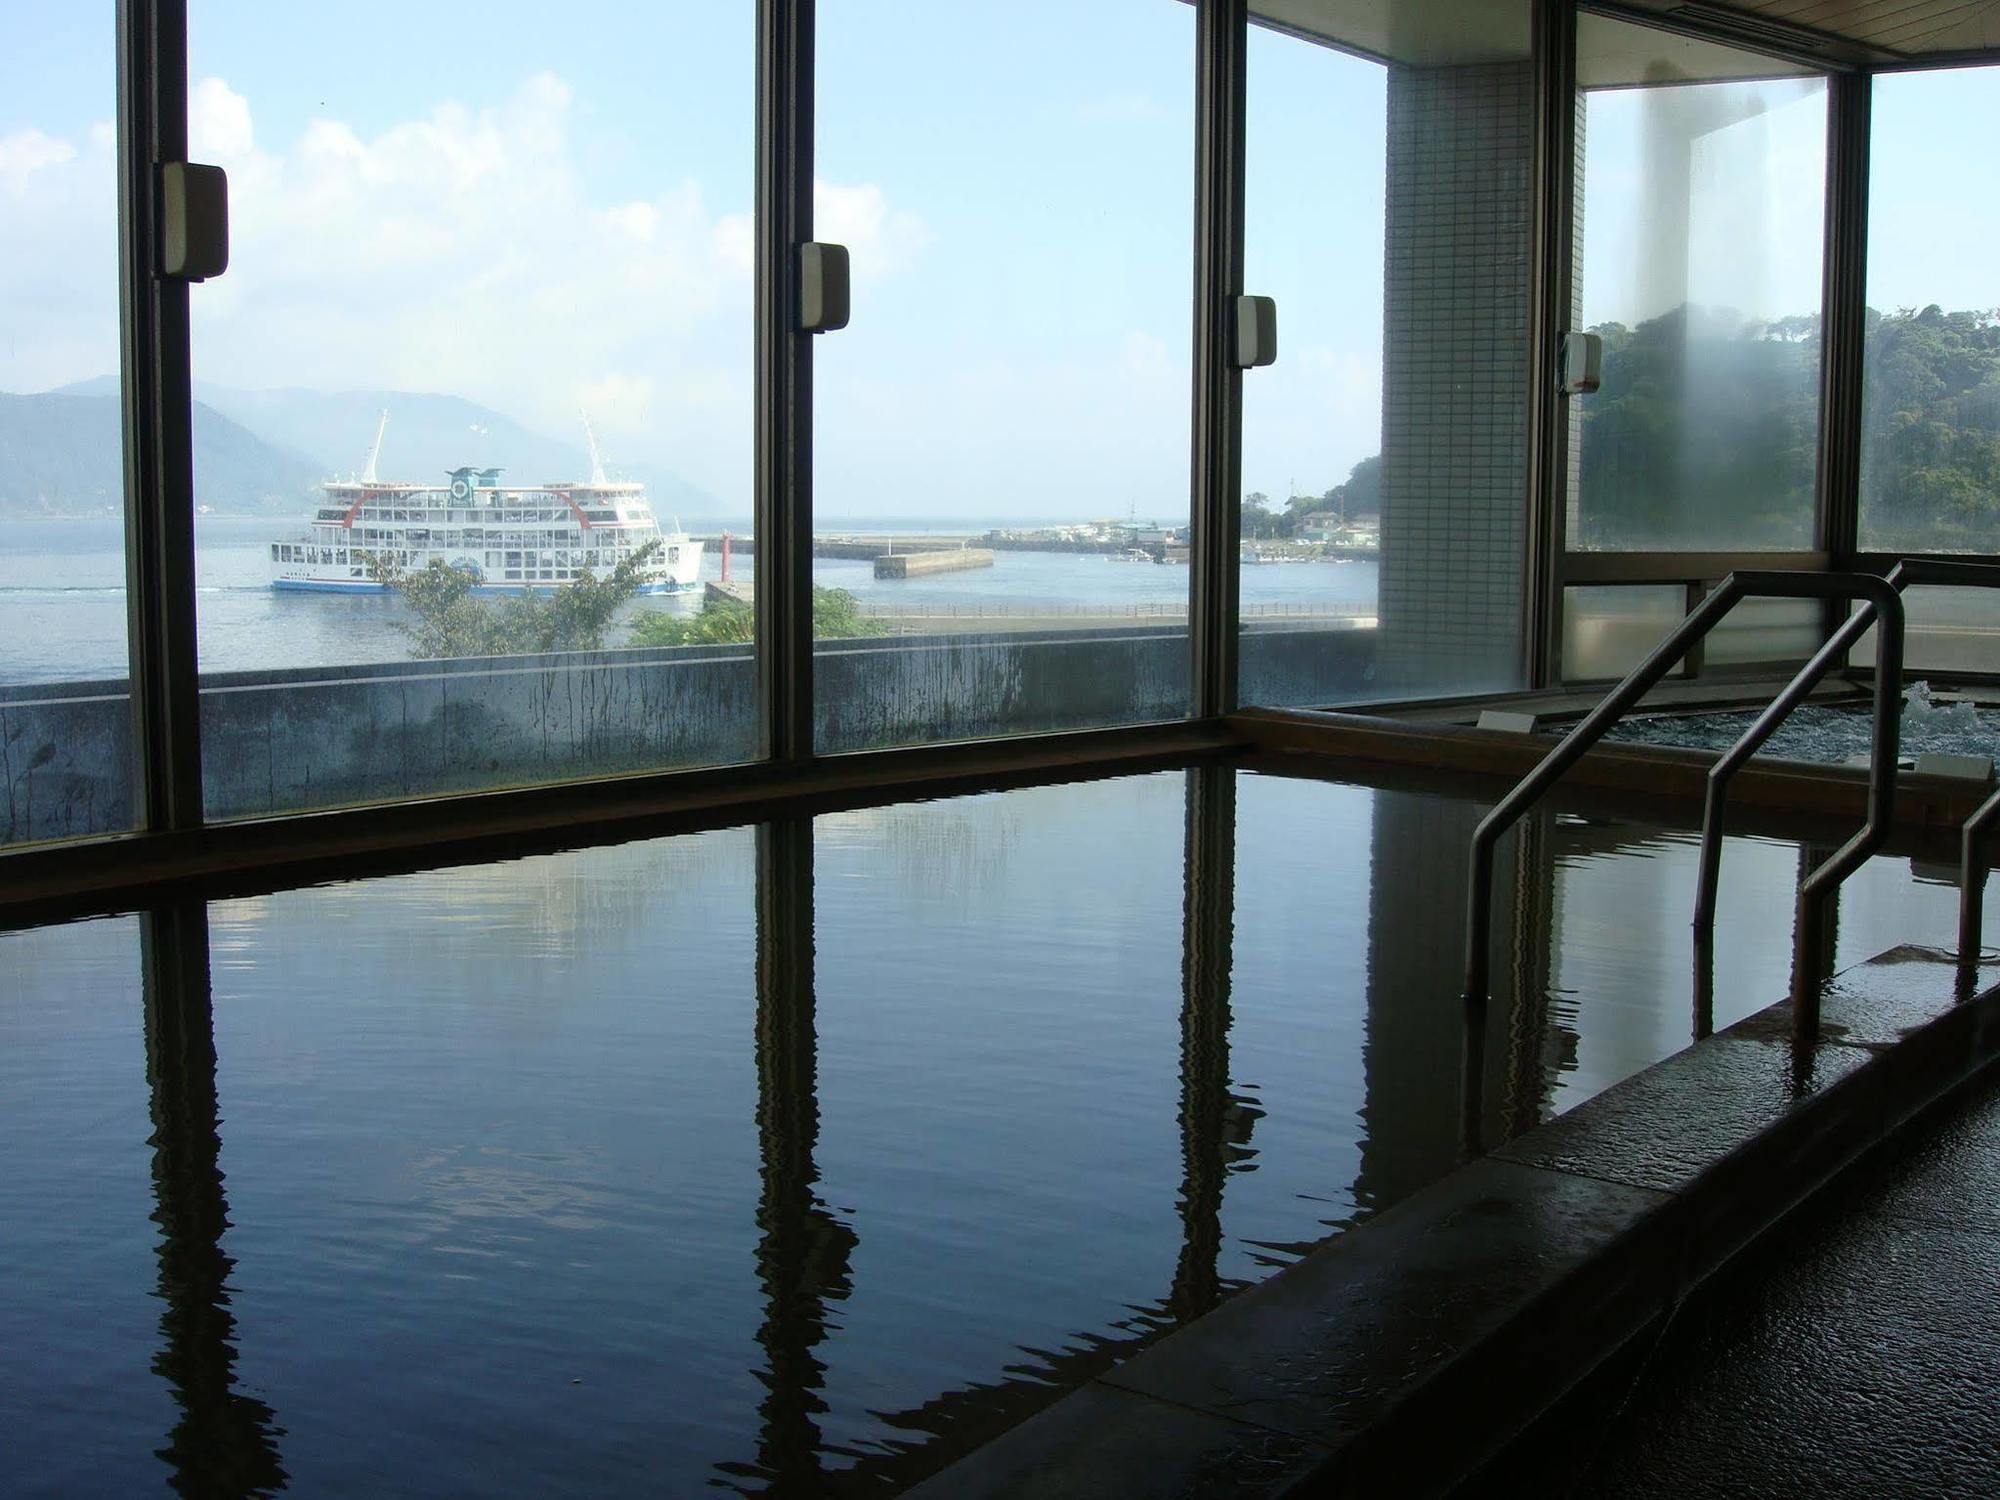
1630, 0, 2000, 60
1740, 0, 2000, 54
1250, 0, 1528, 66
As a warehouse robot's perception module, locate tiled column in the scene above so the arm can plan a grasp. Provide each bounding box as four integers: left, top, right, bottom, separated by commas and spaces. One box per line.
1377, 62, 1534, 695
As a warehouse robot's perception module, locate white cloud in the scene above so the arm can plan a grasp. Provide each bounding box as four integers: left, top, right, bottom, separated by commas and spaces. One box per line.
175, 73, 766, 493
711, 178, 932, 285
575, 372, 657, 432
813, 179, 932, 278
0, 125, 117, 392
0, 71, 935, 503
0, 128, 77, 193
190, 76, 254, 159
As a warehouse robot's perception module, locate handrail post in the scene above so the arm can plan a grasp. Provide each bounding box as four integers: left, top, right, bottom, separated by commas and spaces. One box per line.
1463, 575, 1749, 1003
1692, 599, 1882, 942
1790, 579, 1902, 1040
1960, 784, 2000, 999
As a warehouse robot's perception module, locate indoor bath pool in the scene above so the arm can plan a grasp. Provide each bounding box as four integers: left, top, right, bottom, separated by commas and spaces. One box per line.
4, 766, 1990, 1497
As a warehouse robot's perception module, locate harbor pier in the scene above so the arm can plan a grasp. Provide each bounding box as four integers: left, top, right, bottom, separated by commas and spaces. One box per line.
873, 548, 996, 579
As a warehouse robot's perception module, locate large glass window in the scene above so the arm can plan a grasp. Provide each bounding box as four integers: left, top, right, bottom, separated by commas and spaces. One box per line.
0, 7, 135, 848
188, 3, 755, 820
1859, 66, 2000, 558
1242, 1, 1534, 708
1571, 16, 1828, 553
812, 0, 1194, 753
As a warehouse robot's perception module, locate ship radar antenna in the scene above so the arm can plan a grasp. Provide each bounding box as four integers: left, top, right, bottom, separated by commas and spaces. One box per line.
580, 408, 608, 486
362, 408, 389, 485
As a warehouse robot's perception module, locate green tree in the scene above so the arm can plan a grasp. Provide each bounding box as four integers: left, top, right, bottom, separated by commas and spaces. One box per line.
627, 585, 884, 647
1333, 453, 1381, 522
1574, 302, 2000, 552
370, 540, 661, 658
1577, 306, 1820, 548
1241, 490, 1278, 539
1860, 304, 2000, 551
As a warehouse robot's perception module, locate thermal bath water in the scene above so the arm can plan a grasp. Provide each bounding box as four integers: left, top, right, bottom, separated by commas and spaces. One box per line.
1605, 680, 2000, 765
4, 766, 1992, 1496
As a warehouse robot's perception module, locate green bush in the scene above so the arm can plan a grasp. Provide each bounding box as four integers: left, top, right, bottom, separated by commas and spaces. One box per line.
628, 585, 884, 647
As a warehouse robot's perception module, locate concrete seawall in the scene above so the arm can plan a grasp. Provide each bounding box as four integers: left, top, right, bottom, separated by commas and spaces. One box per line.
1, 623, 1375, 845
873, 548, 996, 579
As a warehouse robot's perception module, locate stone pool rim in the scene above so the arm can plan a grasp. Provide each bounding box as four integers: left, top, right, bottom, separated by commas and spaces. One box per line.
906, 946, 2000, 1499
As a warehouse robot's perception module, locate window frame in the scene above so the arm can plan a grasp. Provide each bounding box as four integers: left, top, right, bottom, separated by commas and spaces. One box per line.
8, 0, 2000, 916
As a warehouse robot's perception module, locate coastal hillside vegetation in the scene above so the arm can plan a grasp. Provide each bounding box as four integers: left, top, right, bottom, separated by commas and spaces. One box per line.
29, 377, 718, 516
0, 391, 321, 516
1857, 305, 2000, 551
1577, 302, 2000, 550
1243, 303, 1998, 554
1242, 455, 1382, 541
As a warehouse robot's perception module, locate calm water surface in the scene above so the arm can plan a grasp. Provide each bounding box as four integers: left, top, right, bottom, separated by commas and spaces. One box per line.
0, 518, 1378, 685
3, 767, 1990, 1495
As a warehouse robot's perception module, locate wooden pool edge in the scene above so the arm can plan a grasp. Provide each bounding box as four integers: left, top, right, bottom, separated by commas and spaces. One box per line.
903, 947, 2000, 1500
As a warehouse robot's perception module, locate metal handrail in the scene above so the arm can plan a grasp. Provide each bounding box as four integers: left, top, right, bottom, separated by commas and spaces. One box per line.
1463, 571, 1905, 1042
1693, 558, 2000, 982
1960, 785, 2000, 998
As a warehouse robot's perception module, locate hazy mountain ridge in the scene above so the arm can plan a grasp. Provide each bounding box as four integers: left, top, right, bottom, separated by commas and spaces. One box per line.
43, 377, 719, 516
0, 391, 323, 516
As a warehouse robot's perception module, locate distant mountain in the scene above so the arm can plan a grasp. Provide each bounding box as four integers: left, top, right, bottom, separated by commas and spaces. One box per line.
50, 377, 719, 513
0, 390, 322, 516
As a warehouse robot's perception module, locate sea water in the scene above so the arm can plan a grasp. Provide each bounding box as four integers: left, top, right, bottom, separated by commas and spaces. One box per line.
0, 516, 1379, 685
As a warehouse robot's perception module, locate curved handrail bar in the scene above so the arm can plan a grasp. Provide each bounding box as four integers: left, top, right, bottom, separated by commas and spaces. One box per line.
1696, 564, 2000, 988
1462, 572, 1905, 1038
1694, 559, 2000, 959
1960, 784, 2000, 998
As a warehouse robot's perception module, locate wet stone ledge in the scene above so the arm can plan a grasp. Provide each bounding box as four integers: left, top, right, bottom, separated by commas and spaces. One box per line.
905, 947, 2000, 1500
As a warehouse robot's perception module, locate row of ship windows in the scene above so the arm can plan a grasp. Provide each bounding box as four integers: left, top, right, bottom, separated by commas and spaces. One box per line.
313, 508, 623, 525
274, 545, 677, 568
339, 530, 632, 550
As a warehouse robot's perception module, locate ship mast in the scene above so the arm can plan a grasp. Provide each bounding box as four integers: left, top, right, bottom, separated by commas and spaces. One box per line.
580, 408, 608, 486
361, 408, 389, 485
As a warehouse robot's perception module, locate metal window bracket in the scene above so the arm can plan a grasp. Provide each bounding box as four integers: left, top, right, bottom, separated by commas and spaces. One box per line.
798, 241, 850, 332
1558, 329, 1600, 395
1230, 294, 1276, 369
159, 161, 228, 281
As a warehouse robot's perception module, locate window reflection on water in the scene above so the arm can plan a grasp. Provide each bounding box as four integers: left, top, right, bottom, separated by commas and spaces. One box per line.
2, 768, 1991, 1495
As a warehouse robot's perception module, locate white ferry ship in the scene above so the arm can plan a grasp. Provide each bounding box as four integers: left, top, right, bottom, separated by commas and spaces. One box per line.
268, 413, 702, 595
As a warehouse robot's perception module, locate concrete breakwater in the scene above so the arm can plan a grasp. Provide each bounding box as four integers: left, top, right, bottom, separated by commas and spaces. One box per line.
696, 534, 984, 559
694, 534, 1142, 559
0, 624, 1375, 846
874, 548, 996, 579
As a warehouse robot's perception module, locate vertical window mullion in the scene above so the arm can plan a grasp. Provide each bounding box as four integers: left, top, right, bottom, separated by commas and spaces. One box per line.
1191, 0, 1247, 719
1526, 0, 1579, 689
1817, 69, 1870, 574
116, 0, 204, 832
756, 0, 815, 764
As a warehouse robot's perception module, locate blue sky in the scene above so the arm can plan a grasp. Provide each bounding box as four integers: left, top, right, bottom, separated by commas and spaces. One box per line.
2, 4, 1995, 522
